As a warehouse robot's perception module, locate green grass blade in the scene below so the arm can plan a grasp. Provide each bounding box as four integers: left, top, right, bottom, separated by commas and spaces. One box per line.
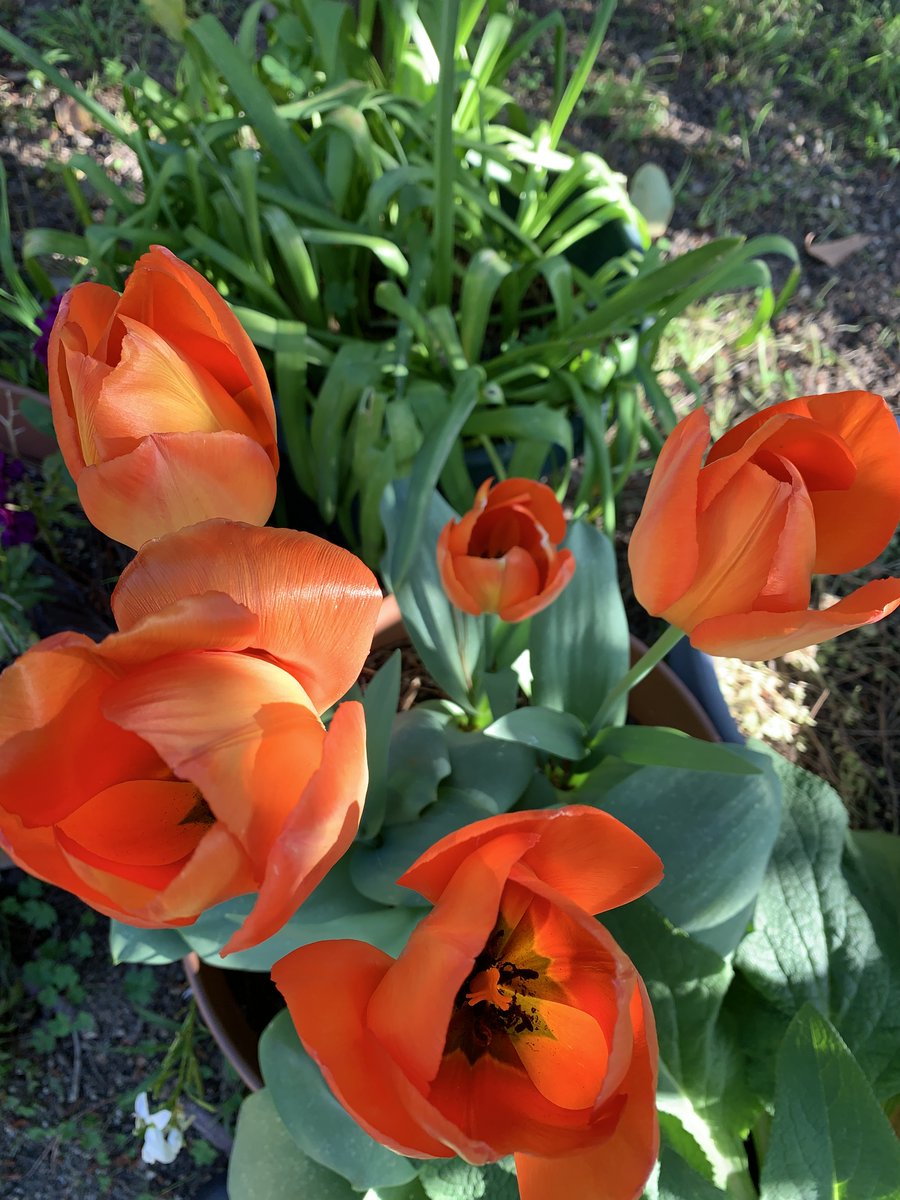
187, 15, 330, 205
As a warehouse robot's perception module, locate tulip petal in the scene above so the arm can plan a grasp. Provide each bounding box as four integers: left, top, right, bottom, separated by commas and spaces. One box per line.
431, 1048, 622, 1158
628, 408, 708, 615
56, 820, 255, 927
0, 635, 164, 825
0, 808, 161, 924
513, 998, 608, 1110
485, 479, 568, 543
91, 317, 264, 453
501, 549, 576, 622
57, 778, 206, 874
805, 391, 900, 572
273, 939, 459, 1159
48, 284, 119, 471
115, 246, 277, 452
436, 521, 483, 613
690, 577, 900, 660
515, 982, 659, 1200
96, 592, 259, 667
111, 521, 382, 711
76, 431, 277, 549
499, 877, 638, 1098
368, 831, 539, 1089
453, 548, 540, 617
55, 339, 114, 468
222, 701, 368, 955
749, 455, 815, 613
148, 824, 256, 925
663, 462, 792, 632
400, 806, 662, 916
101, 649, 324, 871
700, 410, 856, 507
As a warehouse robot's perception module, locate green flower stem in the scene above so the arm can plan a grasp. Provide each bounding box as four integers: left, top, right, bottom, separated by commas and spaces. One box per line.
588, 623, 686, 738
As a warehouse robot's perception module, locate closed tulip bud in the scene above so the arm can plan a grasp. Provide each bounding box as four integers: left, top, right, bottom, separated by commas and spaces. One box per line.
48, 246, 279, 549
629, 392, 900, 659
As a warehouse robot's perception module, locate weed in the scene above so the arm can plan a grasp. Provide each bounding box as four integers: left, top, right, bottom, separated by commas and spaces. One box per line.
669, 0, 899, 164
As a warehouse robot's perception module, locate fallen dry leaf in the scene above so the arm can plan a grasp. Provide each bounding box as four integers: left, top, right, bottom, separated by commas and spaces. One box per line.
804, 232, 872, 267
54, 95, 94, 135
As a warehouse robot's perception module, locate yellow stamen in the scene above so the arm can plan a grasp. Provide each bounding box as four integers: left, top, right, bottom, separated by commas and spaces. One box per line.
465, 966, 512, 1011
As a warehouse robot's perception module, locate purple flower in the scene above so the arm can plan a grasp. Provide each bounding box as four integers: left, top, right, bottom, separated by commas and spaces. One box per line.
0, 452, 25, 486
33, 294, 64, 368
0, 507, 37, 548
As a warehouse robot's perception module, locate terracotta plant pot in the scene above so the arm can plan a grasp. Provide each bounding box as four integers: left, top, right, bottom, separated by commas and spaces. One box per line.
185, 594, 720, 1090
0, 383, 56, 460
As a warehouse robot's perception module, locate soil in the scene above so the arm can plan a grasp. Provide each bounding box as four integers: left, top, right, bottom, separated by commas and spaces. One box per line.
0, 870, 235, 1200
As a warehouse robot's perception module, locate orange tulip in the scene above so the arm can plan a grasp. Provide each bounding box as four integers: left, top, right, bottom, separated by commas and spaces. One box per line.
48, 246, 279, 549
437, 478, 575, 621
629, 391, 900, 659
273, 806, 662, 1200
0, 521, 382, 955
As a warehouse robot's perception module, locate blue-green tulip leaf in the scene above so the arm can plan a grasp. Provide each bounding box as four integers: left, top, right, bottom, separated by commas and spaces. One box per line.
351, 787, 500, 907
530, 520, 629, 724
260, 1010, 419, 1189
595, 745, 781, 955
595, 725, 761, 775
381, 480, 484, 712
109, 922, 190, 966
485, 706, 587, 760
228, 1088, 358, 1200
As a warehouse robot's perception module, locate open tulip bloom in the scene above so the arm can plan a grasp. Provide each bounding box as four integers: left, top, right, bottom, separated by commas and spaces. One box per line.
0, 520, 382, 953
274, 807, 662, 1200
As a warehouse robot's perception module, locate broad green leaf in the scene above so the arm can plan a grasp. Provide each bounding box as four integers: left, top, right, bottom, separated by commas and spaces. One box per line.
351, 785, 505, 908
443, 725, 537, 808
259, 1010, 419, 1189
386, 709, 453, 825
654, 1146, 729, 1199
735, 747, 900, 1100
109, 921, 189, 966
595, 726, 762, 776
595, 750, 781, 955
420, 1156, 518, 1200
228, 1088, 357, 1200
358, 650, 402, 840
603, 900, 756, 1193
485, 706, 587, 760
530, 520, 629, 725
176, 858, 422, 969
761, 1007, 900, 1200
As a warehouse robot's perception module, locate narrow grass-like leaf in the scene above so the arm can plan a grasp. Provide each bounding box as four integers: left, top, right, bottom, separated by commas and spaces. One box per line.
188, 14, 329, 203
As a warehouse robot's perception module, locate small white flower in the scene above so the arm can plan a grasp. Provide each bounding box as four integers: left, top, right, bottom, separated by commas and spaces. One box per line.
133, 1091, 187, 1165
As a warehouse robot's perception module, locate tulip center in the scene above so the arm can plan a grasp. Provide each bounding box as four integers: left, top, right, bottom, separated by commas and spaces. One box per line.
450, 925, 545, 1060
178, 790, 216, 826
